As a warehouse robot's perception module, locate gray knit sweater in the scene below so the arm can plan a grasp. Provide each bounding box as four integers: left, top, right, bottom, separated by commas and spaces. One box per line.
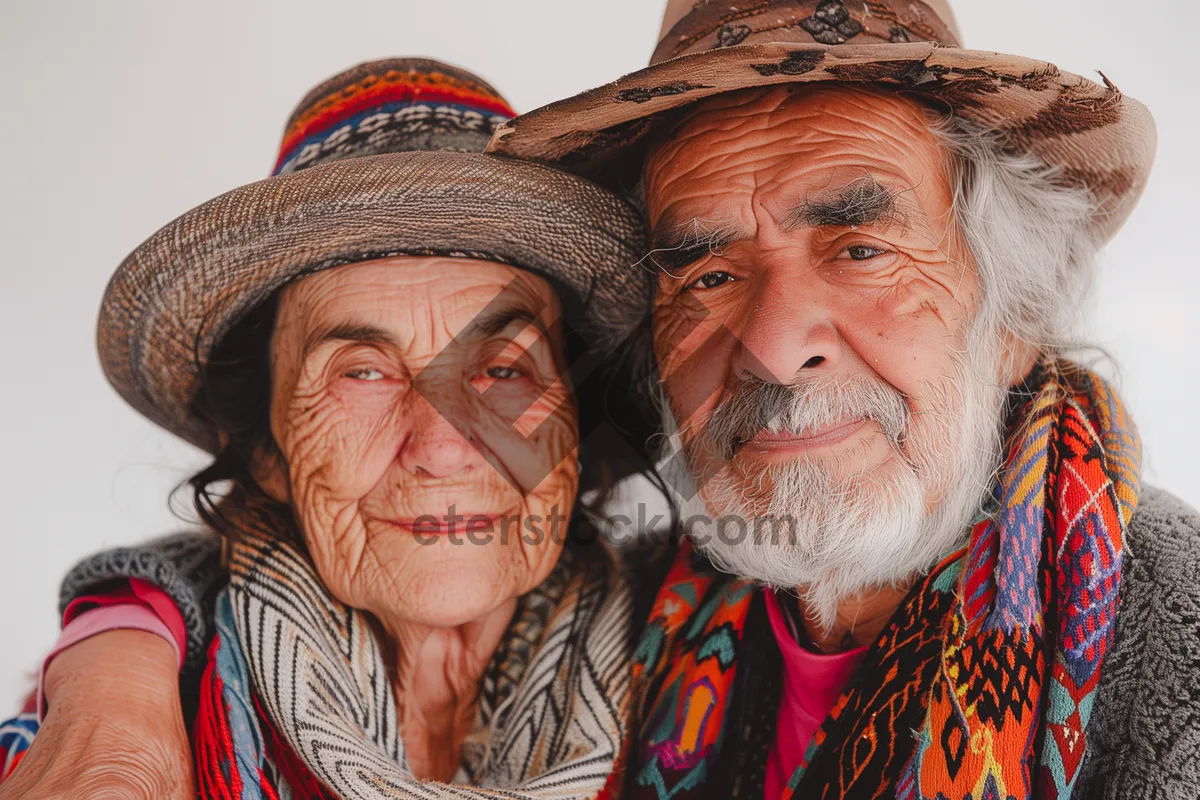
59, 486, 1200, 797
1075, 487, 1200, 797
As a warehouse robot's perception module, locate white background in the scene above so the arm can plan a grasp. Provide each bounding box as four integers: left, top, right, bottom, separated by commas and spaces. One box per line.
1, 0, 1196, 706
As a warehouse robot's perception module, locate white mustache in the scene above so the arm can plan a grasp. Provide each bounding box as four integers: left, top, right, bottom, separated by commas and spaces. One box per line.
703, 373, 910, 460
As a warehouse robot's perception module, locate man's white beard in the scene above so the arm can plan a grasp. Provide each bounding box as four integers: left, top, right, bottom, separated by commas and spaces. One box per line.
658, 324, 1009, 631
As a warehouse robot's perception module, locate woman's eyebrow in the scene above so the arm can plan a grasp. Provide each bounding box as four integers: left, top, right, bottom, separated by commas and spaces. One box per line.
463, 305, 547, 341
304, 322, 398, 354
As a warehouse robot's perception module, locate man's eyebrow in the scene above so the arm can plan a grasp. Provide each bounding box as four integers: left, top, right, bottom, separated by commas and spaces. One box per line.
304, 322, 398, 354
785, 177, 909, 231
647, 222, 743, 272
461, 305, 547, 341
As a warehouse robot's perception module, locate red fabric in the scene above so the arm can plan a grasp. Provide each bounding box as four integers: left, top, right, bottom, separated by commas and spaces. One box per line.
193, 637, 242, 800
763, 589, 866, 800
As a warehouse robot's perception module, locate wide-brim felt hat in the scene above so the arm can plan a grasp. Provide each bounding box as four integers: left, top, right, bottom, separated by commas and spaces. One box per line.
98, 58, 652, 454
487, 0, 1156, 243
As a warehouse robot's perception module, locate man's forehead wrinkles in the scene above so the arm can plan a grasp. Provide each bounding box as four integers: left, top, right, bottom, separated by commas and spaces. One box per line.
649, 116, 793, 199
650, 161, 763, 239
648, 95, 951, 252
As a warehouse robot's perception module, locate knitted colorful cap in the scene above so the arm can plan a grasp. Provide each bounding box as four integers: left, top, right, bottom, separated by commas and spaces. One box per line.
97, 58, 650, 454
272, 58, 516, 175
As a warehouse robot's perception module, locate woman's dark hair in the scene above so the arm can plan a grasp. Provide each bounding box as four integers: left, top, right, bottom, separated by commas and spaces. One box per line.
183, 292, 286, 539
180, 280, 666, 539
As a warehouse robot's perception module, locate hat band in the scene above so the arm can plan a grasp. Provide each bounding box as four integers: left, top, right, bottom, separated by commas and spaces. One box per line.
273, 72, 515, 174
273, 100, 513, 175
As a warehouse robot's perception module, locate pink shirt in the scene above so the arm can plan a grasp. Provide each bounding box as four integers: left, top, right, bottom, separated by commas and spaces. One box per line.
763, 589, 867, 800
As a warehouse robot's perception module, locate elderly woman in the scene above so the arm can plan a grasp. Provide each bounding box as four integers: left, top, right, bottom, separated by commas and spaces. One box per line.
1, 59, 655, 799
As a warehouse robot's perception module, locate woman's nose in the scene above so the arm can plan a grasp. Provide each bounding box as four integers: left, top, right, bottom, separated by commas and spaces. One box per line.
732, 277, 841, 383
397, 397, 482, 478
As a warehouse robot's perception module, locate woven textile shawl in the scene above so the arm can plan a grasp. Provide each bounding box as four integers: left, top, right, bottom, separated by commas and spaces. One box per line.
620, 360, 1141, 800
203, 532, 633, 799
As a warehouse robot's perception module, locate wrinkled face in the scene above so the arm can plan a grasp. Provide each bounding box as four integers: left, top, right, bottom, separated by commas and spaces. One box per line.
260, 257, 578, 630
646, 85, 1015, 614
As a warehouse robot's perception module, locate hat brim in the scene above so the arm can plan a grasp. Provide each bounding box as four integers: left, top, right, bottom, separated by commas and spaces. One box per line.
98, 150, 651, 453
488, 41, 1155, 243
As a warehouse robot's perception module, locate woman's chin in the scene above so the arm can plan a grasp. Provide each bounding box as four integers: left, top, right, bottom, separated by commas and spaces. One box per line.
349, 512, 566, 630
396, 581, 510, 629
379, 548, 522, 628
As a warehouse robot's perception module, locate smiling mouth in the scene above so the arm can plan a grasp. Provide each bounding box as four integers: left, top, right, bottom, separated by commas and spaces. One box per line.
743, 417, 870, 453
384, 514, 508, 536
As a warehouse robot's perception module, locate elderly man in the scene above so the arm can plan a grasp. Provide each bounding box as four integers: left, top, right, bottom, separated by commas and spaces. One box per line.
7, 1, 1200, 799
492, 1, 1200, 798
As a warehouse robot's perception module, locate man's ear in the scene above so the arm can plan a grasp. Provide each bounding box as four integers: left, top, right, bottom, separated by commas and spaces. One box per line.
249, 442, 290, 503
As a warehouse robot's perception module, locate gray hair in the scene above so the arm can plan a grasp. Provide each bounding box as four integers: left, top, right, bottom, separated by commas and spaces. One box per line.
928, 114, 1101, 353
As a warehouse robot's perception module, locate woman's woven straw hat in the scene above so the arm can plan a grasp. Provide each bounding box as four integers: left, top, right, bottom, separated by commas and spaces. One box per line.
98, 58, 651, 452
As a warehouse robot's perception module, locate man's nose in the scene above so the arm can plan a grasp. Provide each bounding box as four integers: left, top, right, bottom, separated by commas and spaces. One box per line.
397, 395, 482, 478
732, 275, 841, 383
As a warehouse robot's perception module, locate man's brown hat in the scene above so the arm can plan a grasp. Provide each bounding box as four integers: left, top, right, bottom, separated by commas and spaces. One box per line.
488, 0, 1155, 242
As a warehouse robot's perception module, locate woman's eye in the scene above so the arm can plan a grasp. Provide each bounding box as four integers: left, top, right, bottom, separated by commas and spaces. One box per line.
486, 365, 523, 380
345, 366, 385, 381
687, 271, 736, 290
845, 244, 888, 261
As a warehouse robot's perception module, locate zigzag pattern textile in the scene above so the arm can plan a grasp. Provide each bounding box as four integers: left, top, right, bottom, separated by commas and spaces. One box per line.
193, 530, 633, 799
620, 360, 1141, 800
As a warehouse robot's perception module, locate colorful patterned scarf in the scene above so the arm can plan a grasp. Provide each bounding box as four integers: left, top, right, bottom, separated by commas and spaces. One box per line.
620, 361, 1141, 800
194, 529, 634, 799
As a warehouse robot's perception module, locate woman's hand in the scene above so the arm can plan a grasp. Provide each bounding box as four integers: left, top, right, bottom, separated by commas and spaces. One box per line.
0, 630, 194, 800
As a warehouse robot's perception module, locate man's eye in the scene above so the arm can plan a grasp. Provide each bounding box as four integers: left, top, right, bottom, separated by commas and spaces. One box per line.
486, 365, 523, 380
345, 366, 385, 381
687, 271, 736, 290
845, 244, 888, 261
